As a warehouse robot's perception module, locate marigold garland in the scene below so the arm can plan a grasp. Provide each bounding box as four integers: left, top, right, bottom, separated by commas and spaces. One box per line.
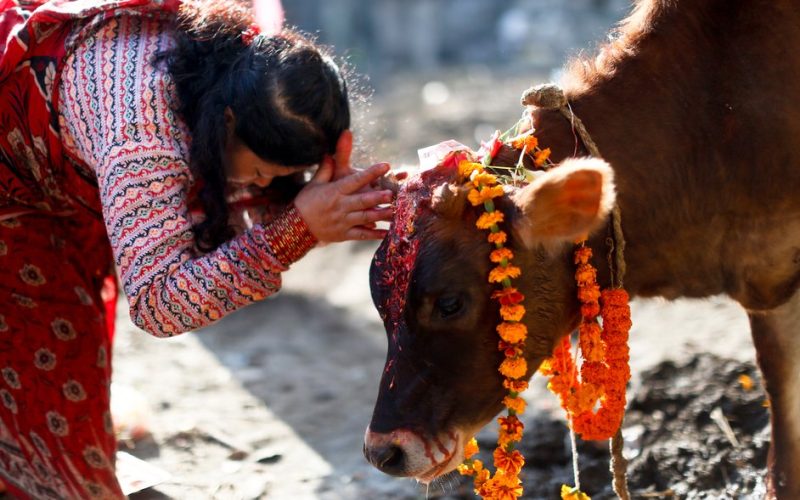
456, 159, 528, 500
538, 244, 632, 442
455, 129, 632, 500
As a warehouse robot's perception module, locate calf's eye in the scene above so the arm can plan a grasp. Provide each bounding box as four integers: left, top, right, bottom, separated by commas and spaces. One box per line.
435, 295, 463, 319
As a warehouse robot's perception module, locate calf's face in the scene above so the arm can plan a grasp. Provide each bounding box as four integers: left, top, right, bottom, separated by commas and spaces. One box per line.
364, 157, 615, 482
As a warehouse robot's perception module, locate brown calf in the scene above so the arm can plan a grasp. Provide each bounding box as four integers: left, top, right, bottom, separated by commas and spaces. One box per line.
364, 0, 800, 497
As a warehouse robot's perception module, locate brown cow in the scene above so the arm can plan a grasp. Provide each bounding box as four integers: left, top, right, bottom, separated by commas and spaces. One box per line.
364, 0, 800, 497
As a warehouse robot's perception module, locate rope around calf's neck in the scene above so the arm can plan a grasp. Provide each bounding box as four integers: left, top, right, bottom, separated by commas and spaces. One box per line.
521, 83, 631, 500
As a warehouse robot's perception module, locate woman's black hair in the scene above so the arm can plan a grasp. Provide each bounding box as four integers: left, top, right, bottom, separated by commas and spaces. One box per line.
157, 1, 350, 252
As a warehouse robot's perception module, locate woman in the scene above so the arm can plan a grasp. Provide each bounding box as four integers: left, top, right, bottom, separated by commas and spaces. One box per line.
0, 0, 393, 497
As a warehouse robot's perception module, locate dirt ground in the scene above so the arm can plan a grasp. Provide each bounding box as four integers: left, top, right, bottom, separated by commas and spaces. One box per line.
111, 71, 768, 500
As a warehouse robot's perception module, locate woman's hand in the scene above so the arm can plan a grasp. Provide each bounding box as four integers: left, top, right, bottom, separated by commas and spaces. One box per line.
294, 159, 394, 242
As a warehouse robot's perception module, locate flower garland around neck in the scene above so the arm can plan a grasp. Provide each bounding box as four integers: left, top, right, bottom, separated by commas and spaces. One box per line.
455, 124, 632, 500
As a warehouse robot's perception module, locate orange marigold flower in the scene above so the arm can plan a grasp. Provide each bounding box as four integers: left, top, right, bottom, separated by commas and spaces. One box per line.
464, 437, 479, 460
479, 469, 523, 500
493, 287, 525, 305
580, 361, 608, 386
579, 322, 604, 362
534, 147, 551, 166
489, 264, 521, 283
499, 357, 528, 380
468, 185, 505, 206
577, 283, 601, 303
573, 404, 625, 441
575, 264, 597, 286
473, 171, 498, 187
581, 302, 600, 319
490, 248, 515, 263
499, 340, 523, 358
500, 304, 525, 322
473, 461, 490, 489
494, 448, 525, 475
503, 378, 529, 393
476, 210, 505, 229
458, 160, 482, 179
497, 322, 527, 343
606, 360, 631, 383
499, 415, 524, 436
601, 288, 630, 305
604, 343, 630, 362
488, 231, 508, 245
566, 382, 602, 415
574, 246, 593, 265
510, 133, 538, 152
503, 394, 527, 414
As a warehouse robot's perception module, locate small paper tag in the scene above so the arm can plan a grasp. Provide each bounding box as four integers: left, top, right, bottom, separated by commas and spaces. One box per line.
116, 451, 171, 495
417, 140, 470, 171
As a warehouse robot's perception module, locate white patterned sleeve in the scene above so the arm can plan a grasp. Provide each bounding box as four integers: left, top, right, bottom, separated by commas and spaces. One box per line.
58, 15, 315, 337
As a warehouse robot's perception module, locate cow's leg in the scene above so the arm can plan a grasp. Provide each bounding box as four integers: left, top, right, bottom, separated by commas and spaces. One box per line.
748, 288, 800, 499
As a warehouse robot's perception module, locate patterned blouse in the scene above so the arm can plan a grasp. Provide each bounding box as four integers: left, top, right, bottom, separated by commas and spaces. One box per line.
58, 14, 316, 337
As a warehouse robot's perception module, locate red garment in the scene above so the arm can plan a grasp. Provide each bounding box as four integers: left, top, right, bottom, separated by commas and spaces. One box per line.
1, 1, 303, 496
0, 1, 177, 498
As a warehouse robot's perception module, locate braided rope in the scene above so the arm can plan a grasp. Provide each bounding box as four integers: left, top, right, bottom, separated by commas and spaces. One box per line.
522, 83, 630, 500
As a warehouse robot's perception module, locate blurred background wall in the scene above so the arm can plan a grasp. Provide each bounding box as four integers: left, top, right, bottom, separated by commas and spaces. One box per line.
283, 0, 630, 80
274, 1, 633, 167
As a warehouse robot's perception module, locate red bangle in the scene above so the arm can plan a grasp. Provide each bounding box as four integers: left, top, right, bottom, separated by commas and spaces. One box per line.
262, 204, 317, 266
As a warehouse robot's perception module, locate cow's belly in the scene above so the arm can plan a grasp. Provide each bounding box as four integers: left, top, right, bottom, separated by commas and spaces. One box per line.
726, 212, 800, 311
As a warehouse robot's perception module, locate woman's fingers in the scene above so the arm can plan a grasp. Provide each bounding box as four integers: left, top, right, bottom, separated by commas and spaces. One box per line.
344, 207, 393, 226
333, 130, 353, 179
343, 190, 393, 212
345, 226, 388, 241
310, 156, 335, 184
336, 163, 390, 194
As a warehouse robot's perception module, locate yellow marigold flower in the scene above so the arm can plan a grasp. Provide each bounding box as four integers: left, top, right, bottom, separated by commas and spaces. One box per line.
503, 394, 527, 414
458, 160, 481, 179
489, 264, 521, 283
497, 322, 527, 343
469, 185, 505, 206
488, 231, 507, 245
534, 147, 551, 166
500, 304, 525, 322
464, 437, 479, 460
476, 211, 505, 229
472, 171, 498, 187
457, 463, 475, 476
561, 484, 592, 500
490, 248, 514, 263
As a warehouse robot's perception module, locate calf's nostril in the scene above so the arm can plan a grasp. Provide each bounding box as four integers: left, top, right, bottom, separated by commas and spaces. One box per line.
377, 445, 404, 470
366, 444, 406, 475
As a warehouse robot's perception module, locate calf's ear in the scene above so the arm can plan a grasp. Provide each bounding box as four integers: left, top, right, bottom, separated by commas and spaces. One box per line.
511, 158, 615, 248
